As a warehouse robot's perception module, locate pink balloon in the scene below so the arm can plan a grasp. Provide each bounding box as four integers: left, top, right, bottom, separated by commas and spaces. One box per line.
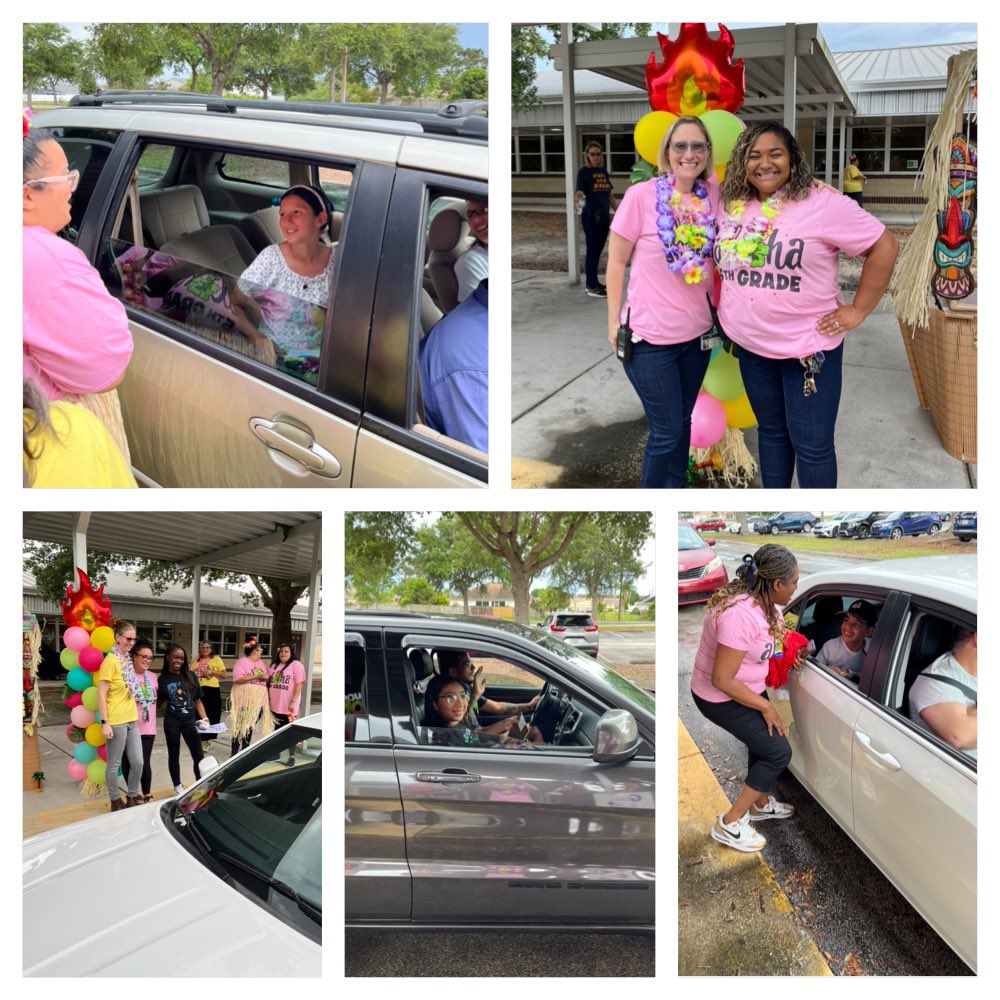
63, 626, 91, 652
70, 705, 96, 729
78, 646, 104, 671
67, 760, 88, 781
690, 391, 727, 449
98, 745, 108, 761
65, 692, 84, 708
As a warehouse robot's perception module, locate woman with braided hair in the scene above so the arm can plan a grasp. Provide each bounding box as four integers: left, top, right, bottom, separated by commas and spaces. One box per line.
690, 543, 801, 852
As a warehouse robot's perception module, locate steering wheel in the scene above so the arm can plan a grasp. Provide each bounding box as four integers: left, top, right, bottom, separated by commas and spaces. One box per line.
529, 683, 565, 743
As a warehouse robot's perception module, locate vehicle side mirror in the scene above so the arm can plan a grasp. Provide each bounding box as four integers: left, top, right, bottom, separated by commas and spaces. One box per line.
707, 538, 716, 547
199, 755, 221, 778
593, 709, 640, 764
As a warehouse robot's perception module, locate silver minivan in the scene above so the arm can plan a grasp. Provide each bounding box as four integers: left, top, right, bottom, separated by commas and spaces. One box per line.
346, 612, 655, 929
34, 94, 487, 488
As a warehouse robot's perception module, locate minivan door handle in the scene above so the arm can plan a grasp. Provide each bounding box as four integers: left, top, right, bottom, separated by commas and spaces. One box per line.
415, 769, 481, 784
250, 416, 342, 479
855, 731, 901, 771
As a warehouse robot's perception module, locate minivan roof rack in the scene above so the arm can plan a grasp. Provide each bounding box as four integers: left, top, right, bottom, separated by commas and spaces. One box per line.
68, 91, 488, 139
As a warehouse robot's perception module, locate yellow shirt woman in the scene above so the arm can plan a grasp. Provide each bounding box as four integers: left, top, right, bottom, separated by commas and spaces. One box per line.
844, 163, 865, 194
195, 655, 227, 689
98, 650, 139, 725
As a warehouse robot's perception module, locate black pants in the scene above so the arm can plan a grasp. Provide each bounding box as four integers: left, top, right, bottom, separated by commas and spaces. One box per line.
581, 210, 610, 289
164, 714, 204, 788
845, 190, 863, 208
121, 734, 156, 796
273, 712, 290, 729
691, 690, 792, 794
231, 709, 262, 757
201, 687, 222, 741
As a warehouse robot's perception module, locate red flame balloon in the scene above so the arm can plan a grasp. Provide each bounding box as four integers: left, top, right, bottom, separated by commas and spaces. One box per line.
645, 23, 746, 116
61, 568, 112, 632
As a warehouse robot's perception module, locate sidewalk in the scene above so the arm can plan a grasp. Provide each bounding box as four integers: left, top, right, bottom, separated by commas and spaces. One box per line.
511, 269, 974, 489
23, 697, 319, 839
678, 719, 832, 976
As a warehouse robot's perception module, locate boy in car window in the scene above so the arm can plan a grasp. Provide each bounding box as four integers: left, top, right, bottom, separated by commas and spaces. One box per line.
813, 600, 877, 679
909, 626, 977, 760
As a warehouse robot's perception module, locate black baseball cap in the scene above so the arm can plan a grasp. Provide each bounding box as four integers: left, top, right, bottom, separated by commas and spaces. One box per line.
837, 599, 877, 627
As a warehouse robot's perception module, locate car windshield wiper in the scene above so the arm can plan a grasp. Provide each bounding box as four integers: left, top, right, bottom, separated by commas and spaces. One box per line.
173, 810, 240, 889
218, 851, 322, 926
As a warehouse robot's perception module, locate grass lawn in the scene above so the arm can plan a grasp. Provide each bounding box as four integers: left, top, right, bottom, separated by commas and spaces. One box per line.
701, 530, 975, 561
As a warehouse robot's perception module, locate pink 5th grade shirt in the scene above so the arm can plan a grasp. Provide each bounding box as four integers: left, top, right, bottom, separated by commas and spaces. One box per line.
134, 671, 158, 737
715, 186, 885, 359
609, 175, 720, 345
690, 595, 780, 703
268, 660, 306, 716
233, 657, 268, 685
23, 225, 133, 400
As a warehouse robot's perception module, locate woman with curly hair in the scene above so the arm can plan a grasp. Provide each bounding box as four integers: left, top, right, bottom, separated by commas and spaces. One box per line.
607, 116, 720, 488
689, 544, 801, 852
715, 121, 899, 488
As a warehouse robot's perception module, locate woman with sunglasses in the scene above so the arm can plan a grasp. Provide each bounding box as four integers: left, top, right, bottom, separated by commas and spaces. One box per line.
120, 639, 158, 803
23, 109, 133, 460
576, 142, 619, 297
607, 116, 720, 488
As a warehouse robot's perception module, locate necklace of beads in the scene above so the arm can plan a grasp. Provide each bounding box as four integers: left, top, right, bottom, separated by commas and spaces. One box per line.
654, 174, 716, 285
717, 191, 784, 267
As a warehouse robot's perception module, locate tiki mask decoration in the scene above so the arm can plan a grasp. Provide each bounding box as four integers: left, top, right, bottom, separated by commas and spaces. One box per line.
932, 133, 977, 301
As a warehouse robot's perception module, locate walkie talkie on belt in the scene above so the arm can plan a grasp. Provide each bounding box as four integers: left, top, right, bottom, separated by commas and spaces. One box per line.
616, 308, 633, 363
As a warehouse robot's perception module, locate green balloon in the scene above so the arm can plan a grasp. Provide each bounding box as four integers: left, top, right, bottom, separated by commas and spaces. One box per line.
703, 349, 745, 401
702, 109, 744, 166
87, 758, 107, 786
60, 647, 79, 670
81, 687, 99, 711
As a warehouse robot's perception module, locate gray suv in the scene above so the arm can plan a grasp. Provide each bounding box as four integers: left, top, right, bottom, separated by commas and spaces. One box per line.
346, 612, 655, 930
538, 612, 600, 657
34, 92, 487, 488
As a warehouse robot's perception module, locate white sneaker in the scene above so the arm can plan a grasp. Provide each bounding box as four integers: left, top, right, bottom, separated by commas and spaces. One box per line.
711, 813, 766, 853
748, 795, 795, 821
174, 784, 185, 795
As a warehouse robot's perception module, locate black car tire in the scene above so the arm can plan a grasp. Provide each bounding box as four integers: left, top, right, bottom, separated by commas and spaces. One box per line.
960, 537, 972, 543
890, 527, 903, 540
771, 524, 780, 535
856, 526, 870, 540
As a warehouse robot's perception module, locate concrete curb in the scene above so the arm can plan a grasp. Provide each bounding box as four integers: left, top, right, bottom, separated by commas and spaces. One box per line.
678, 719, 833, 976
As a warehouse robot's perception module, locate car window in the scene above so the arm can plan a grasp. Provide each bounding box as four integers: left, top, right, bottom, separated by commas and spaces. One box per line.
345, 643, 369, 742
219, 152, 291, 188
136, 143, 176, 187
791, 591, 886, 683
317, 165, 353, 213
553, 614, 594, 629
42, 127, 121, 243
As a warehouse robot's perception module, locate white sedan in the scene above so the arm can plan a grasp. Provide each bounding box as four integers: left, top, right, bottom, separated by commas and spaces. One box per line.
23, 715, 322, 977
772, 557, 976, 971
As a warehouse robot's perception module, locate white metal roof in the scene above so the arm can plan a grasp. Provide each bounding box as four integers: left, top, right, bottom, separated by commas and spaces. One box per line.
22, 512, 320, 584
834, 42, 977, 90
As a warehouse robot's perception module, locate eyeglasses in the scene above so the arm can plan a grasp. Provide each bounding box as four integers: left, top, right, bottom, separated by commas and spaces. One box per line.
587, 150, 602, 157
134, 653, 153, 661
438, 692, 470, 705
122, 636, 136, 643
467, 207, 488, 220
24, 168, 80, 192
670, 142, 709, 155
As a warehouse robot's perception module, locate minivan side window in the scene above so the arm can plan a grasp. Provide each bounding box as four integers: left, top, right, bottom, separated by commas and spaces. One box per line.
345, 644, 370, 742
43, 127, 121, 243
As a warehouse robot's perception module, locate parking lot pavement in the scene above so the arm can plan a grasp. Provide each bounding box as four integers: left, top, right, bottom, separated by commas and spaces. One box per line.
512, 270, 973, 489
598, 630, 655, 665
346, 929, 653, 977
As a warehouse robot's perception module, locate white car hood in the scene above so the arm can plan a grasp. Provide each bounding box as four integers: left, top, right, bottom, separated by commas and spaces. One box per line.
24, 801, 320, 977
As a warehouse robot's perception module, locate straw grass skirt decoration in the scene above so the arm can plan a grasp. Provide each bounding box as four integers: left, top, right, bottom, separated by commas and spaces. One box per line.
229, 683, 274, 745
77, 388, 132, 466
898, 309, 977, 464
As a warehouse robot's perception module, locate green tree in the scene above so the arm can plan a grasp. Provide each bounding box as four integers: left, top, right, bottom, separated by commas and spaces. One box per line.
397, 577, 449, 606
353, 23, 460, 103
179, 23, 252, 96
533, 587, 571, 613
345, 512, 416, 603
512, 23, 651, 113
23, 541, 310, 646
235, 24, 313, 100
87, 23, 165, 90
303, 23, 367, 103
24, 24, 81, 108
448, 67, 488, 100
457, 513, 589, 624
161, 24, 207, 91
412, 515, 505, 614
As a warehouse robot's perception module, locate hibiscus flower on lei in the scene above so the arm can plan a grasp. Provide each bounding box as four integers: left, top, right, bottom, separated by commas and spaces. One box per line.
654, 173, 716, 285
717, 191, 784, 268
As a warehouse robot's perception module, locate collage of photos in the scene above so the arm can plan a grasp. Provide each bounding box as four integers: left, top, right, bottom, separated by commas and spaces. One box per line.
20, 15, 979, 984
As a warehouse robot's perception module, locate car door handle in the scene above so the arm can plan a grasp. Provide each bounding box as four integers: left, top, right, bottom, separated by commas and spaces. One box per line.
415, 769, 481, 784
250, 416, 342, 478
855, 731, 901, 771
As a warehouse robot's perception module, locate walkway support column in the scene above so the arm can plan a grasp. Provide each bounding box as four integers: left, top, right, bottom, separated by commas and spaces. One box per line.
839, 115, 848, 189
825, 101, 835, 185
191, 563, 201, 658
559, 23, 580, 283
783, 23, 797, 132
301, 531, 322, 714
72, 512, 90, 574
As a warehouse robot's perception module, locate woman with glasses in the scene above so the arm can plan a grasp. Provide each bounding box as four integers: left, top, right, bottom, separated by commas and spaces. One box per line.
423, 675, 483, 745
97, 618, 145, 811
120, 639, 158, 803
607, 116, 720, 488
575, 142, 619, 297
22, 110, 134, 461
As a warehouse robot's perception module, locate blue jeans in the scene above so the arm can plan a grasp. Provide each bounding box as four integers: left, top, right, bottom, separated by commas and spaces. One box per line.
581, 210, 610, 288
737, 342, 844, 488
623, 336, 712, 488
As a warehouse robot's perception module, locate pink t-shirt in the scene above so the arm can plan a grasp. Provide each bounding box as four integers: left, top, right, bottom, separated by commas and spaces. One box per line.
690, 594, 780, 703
268, 660, 306, 716
233, 656, 268, 685
715, 187, 886, 359
23, 225, 133, 400
610, 175, 719, 345
133, 671, 158, 736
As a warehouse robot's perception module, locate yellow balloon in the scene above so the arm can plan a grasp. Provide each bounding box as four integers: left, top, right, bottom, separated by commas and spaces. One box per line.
90, 626, 115, 652
702, 109, 745, 167
723, 393, 758, 429
85, 722, 106, 747
715, 163, 727, 183
633, 111, 678, 166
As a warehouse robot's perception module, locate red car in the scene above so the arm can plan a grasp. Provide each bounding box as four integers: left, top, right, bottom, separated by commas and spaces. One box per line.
690, 516, 726, 532
678, 521, 728, 604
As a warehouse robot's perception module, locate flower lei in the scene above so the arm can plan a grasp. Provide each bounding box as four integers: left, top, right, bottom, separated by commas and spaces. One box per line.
654, 174, 716, 285
717, 191, 784, 267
